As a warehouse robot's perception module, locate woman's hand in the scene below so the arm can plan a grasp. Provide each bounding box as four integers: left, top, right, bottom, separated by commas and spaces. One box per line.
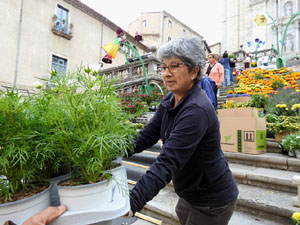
124, 210, 134, 217
22, 205, 67, 225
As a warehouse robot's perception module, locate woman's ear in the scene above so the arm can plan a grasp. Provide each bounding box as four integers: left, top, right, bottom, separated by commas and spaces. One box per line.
191, 67, 200, 80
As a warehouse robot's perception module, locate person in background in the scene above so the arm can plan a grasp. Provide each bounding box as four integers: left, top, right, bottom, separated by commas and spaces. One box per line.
199, 76, 217, 110
263, 52, 269, 67
220, 52, 231, 86
125, 37, 238, 225
229, 55, 237, 82
203, 53, 224, 106
244, 54, 251, 69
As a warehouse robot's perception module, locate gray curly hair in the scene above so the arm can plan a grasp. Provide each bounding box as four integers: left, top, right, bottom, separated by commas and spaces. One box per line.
157, 37, 206, 84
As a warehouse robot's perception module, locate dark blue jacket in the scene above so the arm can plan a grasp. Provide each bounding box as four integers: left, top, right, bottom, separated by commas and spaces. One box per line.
129, 85, 238, 213
199, 77, 216, 110
220, 57, 231, 70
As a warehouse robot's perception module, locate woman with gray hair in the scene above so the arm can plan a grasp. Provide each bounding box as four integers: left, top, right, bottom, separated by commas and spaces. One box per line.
126, 37, 238, 225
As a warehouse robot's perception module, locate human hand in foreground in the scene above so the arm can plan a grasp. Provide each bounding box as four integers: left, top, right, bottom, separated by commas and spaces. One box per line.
124, 210, 134, 217
22, 205, 67, 225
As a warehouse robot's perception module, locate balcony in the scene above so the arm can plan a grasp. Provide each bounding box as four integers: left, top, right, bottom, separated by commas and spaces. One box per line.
52, 18, 73, 40
99, 55, 163, 93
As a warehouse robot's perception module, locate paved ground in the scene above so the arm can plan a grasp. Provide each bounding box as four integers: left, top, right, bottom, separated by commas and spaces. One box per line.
229, 211, 284, 225
112, 216, 153, 225
111, 211, 285, 225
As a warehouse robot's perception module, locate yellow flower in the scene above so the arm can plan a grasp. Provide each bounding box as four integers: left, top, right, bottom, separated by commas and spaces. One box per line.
292, 104, 300, 111
292, 212, 300, 221
254, 15, 268, 26
276, 104, 287, 108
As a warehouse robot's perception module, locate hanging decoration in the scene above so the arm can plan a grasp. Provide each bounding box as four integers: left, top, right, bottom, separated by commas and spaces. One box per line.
254, 12, 300, 68
101, 28, 162, 95
247, 38, 265, 61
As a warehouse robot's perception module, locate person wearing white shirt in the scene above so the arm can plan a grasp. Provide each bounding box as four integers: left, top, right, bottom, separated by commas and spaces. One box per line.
263, 53, 269, 67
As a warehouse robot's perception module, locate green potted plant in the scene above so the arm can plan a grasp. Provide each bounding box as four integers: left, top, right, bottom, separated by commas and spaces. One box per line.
249, 93, 267, 109
0, 90, 56, 224
52, 14, 58, 21
42, 69, 137, 221
282, 133, 300, 158
266, 114, 300, 142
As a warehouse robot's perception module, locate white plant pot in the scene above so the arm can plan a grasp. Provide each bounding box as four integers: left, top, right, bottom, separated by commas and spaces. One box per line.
57, 178, 112, 211
52, 165, 129, 225
0, 185, 51, 225
288, 150, 296, 157
295, 149, 300, 158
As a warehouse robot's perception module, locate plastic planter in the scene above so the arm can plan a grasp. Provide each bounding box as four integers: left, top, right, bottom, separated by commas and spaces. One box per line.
0, 185, 52, 225
52, 165, 129, 225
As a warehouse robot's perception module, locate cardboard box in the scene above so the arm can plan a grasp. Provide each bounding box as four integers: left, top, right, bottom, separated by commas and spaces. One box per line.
218, 108, 266, 154
226, 96, 251, 103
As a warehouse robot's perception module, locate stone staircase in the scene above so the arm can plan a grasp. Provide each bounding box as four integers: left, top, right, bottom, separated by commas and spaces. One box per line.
121, 81, 300, 225
217, 80, 238, 109
123, 141, 300, 225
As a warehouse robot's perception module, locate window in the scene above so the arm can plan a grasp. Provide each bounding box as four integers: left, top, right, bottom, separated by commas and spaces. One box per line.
168, 20, 172, 28
56, 5, 69, 33
183, 29, 186, 36
51, 55, 67, 78
142, 20, 147, 27
168, 37, 172, 42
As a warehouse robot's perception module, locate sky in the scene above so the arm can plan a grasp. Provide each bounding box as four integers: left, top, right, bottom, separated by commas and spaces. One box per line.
79, 0, 223, 45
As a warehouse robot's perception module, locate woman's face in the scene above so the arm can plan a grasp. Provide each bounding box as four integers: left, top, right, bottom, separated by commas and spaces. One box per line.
161, 57, 198, 96
208, 55, 216, 63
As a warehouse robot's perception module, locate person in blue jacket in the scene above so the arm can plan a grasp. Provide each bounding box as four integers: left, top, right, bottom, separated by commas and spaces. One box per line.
198, 76, 217, 110
220, 52, 231, 86
126, 37, 238, 225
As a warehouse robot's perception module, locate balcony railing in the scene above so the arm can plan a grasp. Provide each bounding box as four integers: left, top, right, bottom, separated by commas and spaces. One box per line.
52, 18, 73, 40
100, 55, 161, 80
99, 55, 163, 93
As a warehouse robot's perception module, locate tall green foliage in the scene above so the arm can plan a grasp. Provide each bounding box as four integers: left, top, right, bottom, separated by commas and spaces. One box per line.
0, 90, 63, 202
0, 69, 137, 202
46, 69, 137, 183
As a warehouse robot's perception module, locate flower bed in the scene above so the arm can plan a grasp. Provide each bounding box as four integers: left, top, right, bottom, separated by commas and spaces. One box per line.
223, 68, 300, 143
227, 68, 300, 96
119, 87, 167, 115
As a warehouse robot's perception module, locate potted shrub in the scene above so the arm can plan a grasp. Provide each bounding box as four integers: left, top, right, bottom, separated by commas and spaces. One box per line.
43, 69, 136, 220
282, 133, 300, 158
266, 114, 300, 142
52, 14, 58, 21
0, 90, 57, 224
28, 89, 73, 206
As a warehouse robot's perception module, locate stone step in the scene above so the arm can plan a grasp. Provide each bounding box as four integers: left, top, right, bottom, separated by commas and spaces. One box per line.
225, 152, 300, 172
127, 183, 297, 225
229, 163, 298, 193
125, 141, 298, 172
123, 157, 299, 194
266, 138, 281, 153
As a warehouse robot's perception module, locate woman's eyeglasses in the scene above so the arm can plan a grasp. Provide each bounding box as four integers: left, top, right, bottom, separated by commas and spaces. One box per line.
158, 62, 185, 73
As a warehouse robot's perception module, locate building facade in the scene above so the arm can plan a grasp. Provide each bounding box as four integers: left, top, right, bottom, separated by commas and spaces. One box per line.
0, 0, 149, 89
128, 11, 204, 50
221, 0, 300, 58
